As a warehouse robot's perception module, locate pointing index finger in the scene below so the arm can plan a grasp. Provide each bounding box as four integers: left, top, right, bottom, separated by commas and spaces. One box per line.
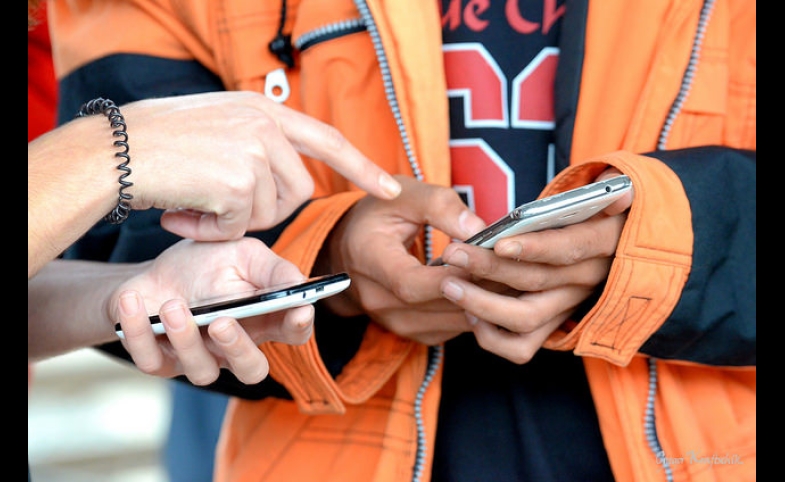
275, 105, 402, 200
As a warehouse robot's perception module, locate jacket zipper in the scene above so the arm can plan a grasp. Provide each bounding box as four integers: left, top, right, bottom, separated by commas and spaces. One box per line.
349, 2, 438, 481
657, 0, 716, 150
293, 18, 368, 52
274, 19, 367, 103
294, 4, 439, 479
648, 2, 715, 482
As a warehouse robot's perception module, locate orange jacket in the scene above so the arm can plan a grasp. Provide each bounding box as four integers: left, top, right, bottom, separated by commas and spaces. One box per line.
50, 1, 756, 481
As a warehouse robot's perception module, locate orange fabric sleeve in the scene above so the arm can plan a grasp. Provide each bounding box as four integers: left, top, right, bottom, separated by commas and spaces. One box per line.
541, 151, 693, 366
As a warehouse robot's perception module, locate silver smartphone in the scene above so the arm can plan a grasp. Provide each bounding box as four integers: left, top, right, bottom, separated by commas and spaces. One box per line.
115, 273, 351, 338
431, 175, 632, 265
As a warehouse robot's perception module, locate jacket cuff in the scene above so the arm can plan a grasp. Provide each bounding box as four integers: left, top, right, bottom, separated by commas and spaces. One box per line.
261, 192, 415, 414
542, 151, 693, 366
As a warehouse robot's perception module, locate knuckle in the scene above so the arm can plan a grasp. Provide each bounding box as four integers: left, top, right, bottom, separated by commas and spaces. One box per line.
473, 255, 499, 278
134, 358, 165, 376
360, 296, 385, 314
511, 309, 541, 334
253, 114, 281, 134
188, 368, 220, 387
216, 180, 257, 216
227, 173, 258, 198
525, 270, 550, 292
242, 371, 268, 385
290, 323, 314, 345
427, 186, 464, 213
509, 348, 536, 365
251, 207, 280, 230
237, 363, 269, 385
291, 176, 315, 201
317, 123, 349, 152
561, 244, 587, 265
389, 278, 419, 303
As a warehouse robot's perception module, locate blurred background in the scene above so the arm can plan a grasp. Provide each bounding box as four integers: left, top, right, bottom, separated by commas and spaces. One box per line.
28, 348, 171, 482
29, 4, 189, 481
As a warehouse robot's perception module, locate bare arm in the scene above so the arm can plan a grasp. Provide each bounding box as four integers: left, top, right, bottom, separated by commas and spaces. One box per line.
28, 258, 140, 360
28, 115, 121, 278
28, 238, 314, 387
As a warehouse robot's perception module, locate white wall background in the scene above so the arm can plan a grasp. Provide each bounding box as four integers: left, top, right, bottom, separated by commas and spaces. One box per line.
28, 349, 172, 482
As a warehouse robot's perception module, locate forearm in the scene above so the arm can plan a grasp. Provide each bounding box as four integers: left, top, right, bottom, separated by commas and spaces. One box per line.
27, 258, 143, 361
28, 116, 119, 278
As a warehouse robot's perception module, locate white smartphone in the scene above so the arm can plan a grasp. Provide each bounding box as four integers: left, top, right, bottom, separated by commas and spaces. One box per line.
114, 272, 351, 338
431, 175, 632, 265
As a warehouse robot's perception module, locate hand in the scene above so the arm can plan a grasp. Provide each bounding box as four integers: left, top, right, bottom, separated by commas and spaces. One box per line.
110, 237, 314, 385
319, 176, 487, 345
438, 170, 633, 364
123, 91, 402, 241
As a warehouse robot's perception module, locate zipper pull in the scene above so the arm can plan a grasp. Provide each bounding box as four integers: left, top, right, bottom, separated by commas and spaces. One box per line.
268, 32, 295, 68
264, 68, 290, 103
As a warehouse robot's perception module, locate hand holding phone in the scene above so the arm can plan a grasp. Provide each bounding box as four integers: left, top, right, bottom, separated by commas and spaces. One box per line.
115, 273, 351, 338
430, 175, 632, 265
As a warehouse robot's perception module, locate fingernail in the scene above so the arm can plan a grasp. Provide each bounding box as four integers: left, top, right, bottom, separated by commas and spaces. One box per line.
212, 320, 239, 344
497, 241, 522, 258
445, 249, 469, 268
466, 313, 479, 326
379, 174, 402, 199
459, 210, 486, 238
442, 280, 464, 301
119, 292, 140, 316
160, 302, 189, 332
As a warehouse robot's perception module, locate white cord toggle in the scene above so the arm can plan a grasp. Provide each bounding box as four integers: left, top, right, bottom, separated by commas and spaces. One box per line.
264, 68, 290, 103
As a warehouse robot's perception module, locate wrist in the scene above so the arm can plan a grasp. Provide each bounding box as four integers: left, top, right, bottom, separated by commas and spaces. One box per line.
313, 224, 364, 318
76, 98, 134, 224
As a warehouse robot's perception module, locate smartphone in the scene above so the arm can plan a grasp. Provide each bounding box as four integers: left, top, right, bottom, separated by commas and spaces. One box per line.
115, 272, 351, 338
430, 175, 632, 265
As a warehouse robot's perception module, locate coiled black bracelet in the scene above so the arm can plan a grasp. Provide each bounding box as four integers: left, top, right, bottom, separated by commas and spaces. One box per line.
76, 98, 133, 224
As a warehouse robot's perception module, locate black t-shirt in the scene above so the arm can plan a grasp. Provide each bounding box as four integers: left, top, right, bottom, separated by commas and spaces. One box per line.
432, 2, 614, 480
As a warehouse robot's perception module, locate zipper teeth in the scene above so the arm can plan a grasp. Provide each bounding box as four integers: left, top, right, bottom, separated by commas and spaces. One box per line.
412, 346, 443, 482
352, 0, 433, 262
657, 0, 716, 150
650, 5, 716, 481
352, 3, 437, 481
353, 2, 422, 181
293, 18, 366, 51
644, 358, 673, 482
